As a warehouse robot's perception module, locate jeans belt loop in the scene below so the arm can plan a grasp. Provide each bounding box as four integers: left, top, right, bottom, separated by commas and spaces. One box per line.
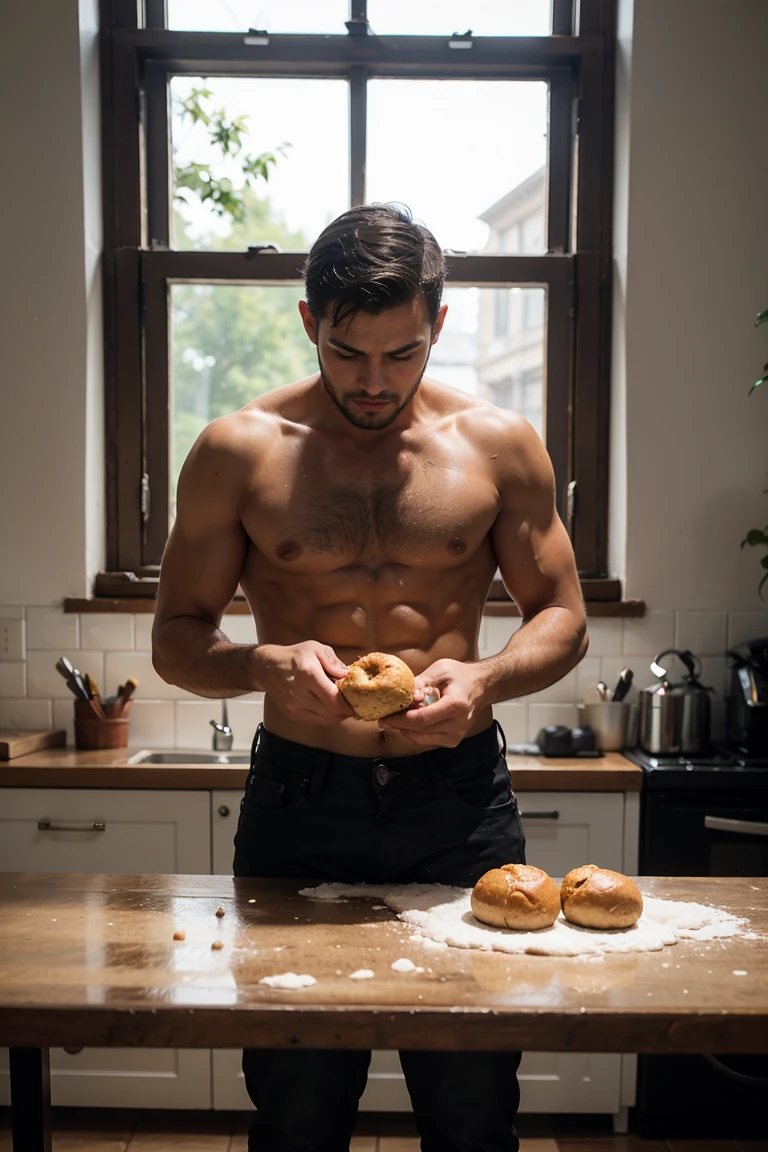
249, 722, 264, 767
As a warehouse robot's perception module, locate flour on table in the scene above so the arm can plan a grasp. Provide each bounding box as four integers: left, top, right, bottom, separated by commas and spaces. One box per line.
391, 958, 417, 972
259, 972, 316, 989
299, 883, 750, 958
349, 968, 375, 979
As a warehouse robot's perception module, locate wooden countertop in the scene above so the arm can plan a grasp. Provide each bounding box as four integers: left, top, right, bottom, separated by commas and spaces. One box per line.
0, 874, 764, 1053
0, 747, 642, 791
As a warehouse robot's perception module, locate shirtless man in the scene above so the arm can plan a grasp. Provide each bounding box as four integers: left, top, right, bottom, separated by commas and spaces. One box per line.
153, 204, 587, 1152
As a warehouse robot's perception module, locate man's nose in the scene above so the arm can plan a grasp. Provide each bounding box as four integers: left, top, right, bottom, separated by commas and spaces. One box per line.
359, 360, 387, 394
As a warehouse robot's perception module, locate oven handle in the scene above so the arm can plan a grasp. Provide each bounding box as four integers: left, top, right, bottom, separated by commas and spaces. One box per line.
703, 1054, 768, 1085
704, 815, 768, 837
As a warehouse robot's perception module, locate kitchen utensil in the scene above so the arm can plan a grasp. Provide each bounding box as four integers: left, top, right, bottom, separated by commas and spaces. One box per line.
612, 668, 634, 703
55, 657, 89, 701
115, 677, 138, 715
0, 729, 67, 760
725, 637, 768, 755
597, 681, 611, 701
638, 648, 714, 755
577, 702, 631, 751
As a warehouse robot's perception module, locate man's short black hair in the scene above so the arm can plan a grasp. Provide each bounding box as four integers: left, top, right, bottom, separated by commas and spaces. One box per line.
303, 203, 445, 330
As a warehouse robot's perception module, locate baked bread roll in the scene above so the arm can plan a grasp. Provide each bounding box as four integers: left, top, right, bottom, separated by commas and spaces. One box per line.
338, 652, 415, 721
471, 864, 561, 931
560, 865, 643, 929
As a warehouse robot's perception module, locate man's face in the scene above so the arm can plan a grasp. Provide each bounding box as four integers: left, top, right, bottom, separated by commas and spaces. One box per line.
299, 296, 447, 430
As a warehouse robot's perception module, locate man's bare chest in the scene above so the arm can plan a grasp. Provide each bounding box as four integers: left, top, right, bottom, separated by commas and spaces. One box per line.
242, 454, 501, 571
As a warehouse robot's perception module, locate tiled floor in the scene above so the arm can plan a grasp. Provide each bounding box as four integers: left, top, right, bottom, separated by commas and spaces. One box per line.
0, 1112, 766, 1152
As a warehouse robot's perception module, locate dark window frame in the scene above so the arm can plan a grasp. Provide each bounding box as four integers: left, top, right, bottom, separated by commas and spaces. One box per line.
99, 0, 618, 602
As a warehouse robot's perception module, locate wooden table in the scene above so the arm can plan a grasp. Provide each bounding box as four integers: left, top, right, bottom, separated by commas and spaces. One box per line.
1, 873, 766, 1150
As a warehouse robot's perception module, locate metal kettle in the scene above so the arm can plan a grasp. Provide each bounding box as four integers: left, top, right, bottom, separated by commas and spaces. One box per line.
637, 648, 714, 755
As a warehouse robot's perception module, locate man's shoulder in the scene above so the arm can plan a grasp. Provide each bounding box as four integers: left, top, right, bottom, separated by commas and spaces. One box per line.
425, 380, 537, 449
197, 377, 318, 457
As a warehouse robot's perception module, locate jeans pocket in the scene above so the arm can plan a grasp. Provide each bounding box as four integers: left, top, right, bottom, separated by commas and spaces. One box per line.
244, 770, 307, 812
448, 755, 516, 814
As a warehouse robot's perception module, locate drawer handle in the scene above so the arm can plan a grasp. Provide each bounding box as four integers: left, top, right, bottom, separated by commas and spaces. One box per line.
218, 805, 230, 817
519, 810, 560, 820
704, 815, 768, 837
37, 820, 106, 833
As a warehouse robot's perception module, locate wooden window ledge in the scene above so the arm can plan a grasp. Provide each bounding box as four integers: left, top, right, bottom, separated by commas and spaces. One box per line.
65, 573, 644, 617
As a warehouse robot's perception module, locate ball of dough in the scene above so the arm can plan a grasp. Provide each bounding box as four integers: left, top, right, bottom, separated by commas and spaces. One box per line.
338, 652, 415, 721
471, 864, 561, 931
560, 865, 643, 929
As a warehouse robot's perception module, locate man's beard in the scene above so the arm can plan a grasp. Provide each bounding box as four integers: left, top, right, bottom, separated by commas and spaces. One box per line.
317, 351, 427, 430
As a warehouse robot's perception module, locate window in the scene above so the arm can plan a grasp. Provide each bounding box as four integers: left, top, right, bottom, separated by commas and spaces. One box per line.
100, 0, 617, 601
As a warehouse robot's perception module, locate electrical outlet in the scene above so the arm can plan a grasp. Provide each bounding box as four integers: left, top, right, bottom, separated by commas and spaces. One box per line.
0, 618, 25, 662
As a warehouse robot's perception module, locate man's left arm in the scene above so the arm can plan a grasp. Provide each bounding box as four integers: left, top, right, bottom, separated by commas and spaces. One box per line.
380, 415, 588, 745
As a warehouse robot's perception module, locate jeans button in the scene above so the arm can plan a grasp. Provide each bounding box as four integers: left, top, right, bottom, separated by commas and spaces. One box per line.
375, 764, 390, 786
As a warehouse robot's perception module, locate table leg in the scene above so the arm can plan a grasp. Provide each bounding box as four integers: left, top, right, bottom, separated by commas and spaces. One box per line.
9, 1047, 52, 1152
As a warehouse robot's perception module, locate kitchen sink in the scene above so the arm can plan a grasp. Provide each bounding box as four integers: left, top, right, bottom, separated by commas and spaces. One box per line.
127, 750, 251, 765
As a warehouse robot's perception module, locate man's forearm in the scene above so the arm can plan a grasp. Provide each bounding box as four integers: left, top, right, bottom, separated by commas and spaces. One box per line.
476, 606, 588, 707
152, 615, 268, 698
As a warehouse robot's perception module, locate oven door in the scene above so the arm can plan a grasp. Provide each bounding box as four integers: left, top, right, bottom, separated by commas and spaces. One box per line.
635, 784, 768, 1136
639, 787, 768, 876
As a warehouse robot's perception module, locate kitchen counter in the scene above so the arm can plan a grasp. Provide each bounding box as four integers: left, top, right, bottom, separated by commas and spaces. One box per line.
0, 873, 764, 1053
0, 747, 642, 791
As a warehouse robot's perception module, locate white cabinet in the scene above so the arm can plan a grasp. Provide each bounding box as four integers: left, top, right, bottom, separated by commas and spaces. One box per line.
210, 788, 640, 1118
516, 792, 636, 1117
0, 788, 211, 1109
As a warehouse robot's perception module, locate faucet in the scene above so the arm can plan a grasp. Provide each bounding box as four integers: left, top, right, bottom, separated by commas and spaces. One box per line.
210, 699, 233, 752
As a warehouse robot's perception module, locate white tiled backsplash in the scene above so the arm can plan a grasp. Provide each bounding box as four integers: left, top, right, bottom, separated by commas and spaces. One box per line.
1, 606, 767, 751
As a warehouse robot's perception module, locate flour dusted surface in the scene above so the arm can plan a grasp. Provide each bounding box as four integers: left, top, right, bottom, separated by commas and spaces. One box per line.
299, 883, 748, 957
259, 972, 316, 989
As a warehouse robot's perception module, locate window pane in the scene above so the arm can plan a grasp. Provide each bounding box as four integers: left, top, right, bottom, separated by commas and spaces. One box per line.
368, 0, 551, 36
366, 80, 548, 253
169, 77, 348, 251
433, 286, 546, 441
169, 284, 317, 517
167, 0, 348, 33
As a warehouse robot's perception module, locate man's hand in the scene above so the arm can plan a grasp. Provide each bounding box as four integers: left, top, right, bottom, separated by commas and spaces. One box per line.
378, 658, 487, 747
255, 641, 355, 726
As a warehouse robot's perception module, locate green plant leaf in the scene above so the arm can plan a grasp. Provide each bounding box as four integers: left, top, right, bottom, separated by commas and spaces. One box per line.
760, 571, 768, 600
756, 308, 768, 327
748, 373, 768, 395
745, 529, 768, 547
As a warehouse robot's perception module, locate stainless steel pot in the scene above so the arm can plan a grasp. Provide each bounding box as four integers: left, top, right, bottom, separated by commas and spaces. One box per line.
638, 648, 714, 755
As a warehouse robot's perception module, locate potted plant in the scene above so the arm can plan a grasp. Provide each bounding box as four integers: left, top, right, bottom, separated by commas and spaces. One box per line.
741, 308, 768, 597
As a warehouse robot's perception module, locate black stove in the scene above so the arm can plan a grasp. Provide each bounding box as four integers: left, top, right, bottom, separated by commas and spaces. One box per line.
623, 741, 768, 789
629, 737, 768, 1137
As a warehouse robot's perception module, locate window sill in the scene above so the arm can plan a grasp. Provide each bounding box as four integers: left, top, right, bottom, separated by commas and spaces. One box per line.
66, 575, 645, 618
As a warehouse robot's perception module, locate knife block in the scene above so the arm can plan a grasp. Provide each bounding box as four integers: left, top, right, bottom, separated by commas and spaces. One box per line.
73, 699, 132, 750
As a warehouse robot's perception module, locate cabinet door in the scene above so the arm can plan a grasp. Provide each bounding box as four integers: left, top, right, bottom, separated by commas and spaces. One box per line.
516, 791, 626, 1113
0, 788, 211, 1109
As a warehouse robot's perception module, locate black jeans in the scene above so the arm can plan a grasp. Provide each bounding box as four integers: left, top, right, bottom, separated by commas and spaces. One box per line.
233, 721, 526, 1152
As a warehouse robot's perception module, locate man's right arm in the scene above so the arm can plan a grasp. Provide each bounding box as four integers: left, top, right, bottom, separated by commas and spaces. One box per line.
152, 415, 261, 698
152, 414, 354, 722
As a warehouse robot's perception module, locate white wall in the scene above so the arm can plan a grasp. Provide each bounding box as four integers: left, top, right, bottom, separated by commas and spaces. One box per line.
617, 0, 768, 611
0, 0, 103, 605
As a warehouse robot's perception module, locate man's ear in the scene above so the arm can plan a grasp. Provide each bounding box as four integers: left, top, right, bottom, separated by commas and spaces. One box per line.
431, 303, 448, 345
298, 300, 318, 346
